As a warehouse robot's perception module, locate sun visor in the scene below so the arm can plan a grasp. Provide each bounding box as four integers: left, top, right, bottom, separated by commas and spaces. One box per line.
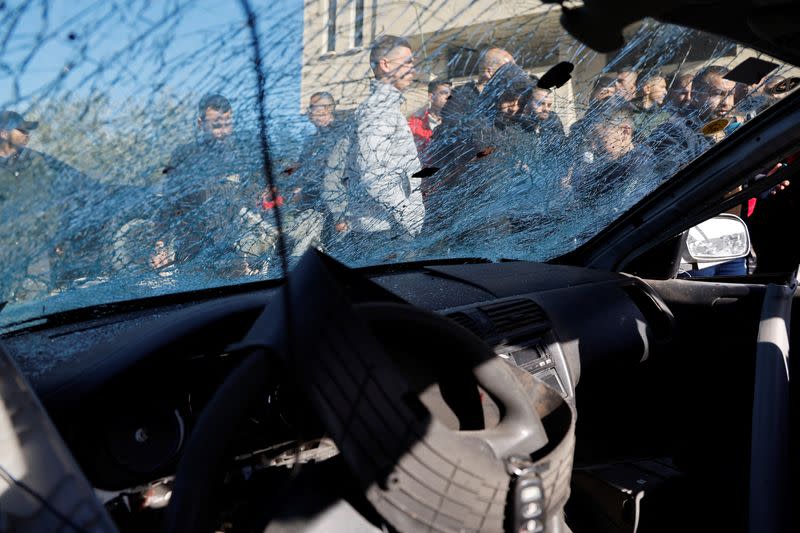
724, 57, 780, 85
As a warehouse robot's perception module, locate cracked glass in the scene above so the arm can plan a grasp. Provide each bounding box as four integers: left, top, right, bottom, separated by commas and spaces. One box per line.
1, 0, 797, 329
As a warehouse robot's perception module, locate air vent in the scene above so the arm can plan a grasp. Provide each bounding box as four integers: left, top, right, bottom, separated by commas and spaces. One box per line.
447, 312, 477, 332
479, 299, 548, 337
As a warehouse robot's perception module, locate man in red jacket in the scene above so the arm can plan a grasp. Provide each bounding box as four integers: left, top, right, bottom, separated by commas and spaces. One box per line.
408, 80, 451, 163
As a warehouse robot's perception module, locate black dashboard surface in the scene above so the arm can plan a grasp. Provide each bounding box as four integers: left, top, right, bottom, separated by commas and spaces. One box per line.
1, 260, 653, 399
0, 259, 665, 493
422, 261, 626, 296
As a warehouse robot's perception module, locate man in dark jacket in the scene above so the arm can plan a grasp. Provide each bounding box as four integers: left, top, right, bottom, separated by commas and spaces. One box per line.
422, 61, 531, 204
566, 107, 656, 252
647, 66, 736, 169
571, 107, 655, 202
427, 48, 515, 169
300, 91, 337, 156
630, 74, 671, 136
520, 87, 566, 142
285, 91, 350, 254
421, 67, 536, 246
294, 92, 340, 211
0, 110, 115, 297
0, 110, 59, 301
438, 48, 514, 126
152, 94, 273, 275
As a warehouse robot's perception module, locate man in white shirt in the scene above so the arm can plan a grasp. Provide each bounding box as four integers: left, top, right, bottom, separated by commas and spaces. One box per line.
343, 34, 424, 260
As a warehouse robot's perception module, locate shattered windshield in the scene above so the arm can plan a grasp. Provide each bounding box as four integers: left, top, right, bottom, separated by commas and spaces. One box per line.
1, 0, 798, 326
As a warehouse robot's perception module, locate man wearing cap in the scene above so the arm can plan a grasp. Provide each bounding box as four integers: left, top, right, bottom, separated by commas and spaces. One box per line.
0, 110, 59, 302
2, 109, 121, 296
0, 109, 38, 147
0, 110, 42, 170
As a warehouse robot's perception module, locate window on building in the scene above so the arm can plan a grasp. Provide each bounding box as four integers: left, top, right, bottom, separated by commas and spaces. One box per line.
327, 0, 337, 53
354, 0, 364, 48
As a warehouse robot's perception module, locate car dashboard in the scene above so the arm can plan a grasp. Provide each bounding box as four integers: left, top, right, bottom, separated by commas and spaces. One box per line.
0, 260, 675, 528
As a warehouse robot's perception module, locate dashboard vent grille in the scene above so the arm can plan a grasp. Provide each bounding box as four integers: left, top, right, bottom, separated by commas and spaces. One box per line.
479, 299, 548, 337
447, 312, 478, 332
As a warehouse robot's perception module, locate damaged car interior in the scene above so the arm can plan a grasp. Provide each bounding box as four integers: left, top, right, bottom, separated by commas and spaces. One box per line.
0, 1, 797, 532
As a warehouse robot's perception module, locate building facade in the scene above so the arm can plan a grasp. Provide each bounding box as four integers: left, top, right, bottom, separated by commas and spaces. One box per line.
302, 1, 597, 128
300, 0, 790, 129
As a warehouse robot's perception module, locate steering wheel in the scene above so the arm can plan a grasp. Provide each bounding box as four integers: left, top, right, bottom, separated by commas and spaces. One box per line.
165, 251, 564, 532
338, 301, 551, 531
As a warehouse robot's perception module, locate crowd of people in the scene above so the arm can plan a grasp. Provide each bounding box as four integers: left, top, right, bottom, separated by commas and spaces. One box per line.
0, 34, 792, 302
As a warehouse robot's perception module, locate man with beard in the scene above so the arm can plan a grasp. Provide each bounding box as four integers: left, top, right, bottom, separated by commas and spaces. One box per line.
520, 87, 566, 142
150, 94, 272, 274
648, 66, 735, 166
517, 86, 571, 201
490, 80, 530, 132
168, 93, 237, 166
340, 35, 423, 260
648, 66, 746, 276
420, 76, 538, 251
422, 61, 531, 201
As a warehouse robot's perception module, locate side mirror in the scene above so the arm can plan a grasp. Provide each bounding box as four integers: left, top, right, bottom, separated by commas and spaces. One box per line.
625, 214, 752, 279
685, 214, 751, 262
679, 214, 751, 277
